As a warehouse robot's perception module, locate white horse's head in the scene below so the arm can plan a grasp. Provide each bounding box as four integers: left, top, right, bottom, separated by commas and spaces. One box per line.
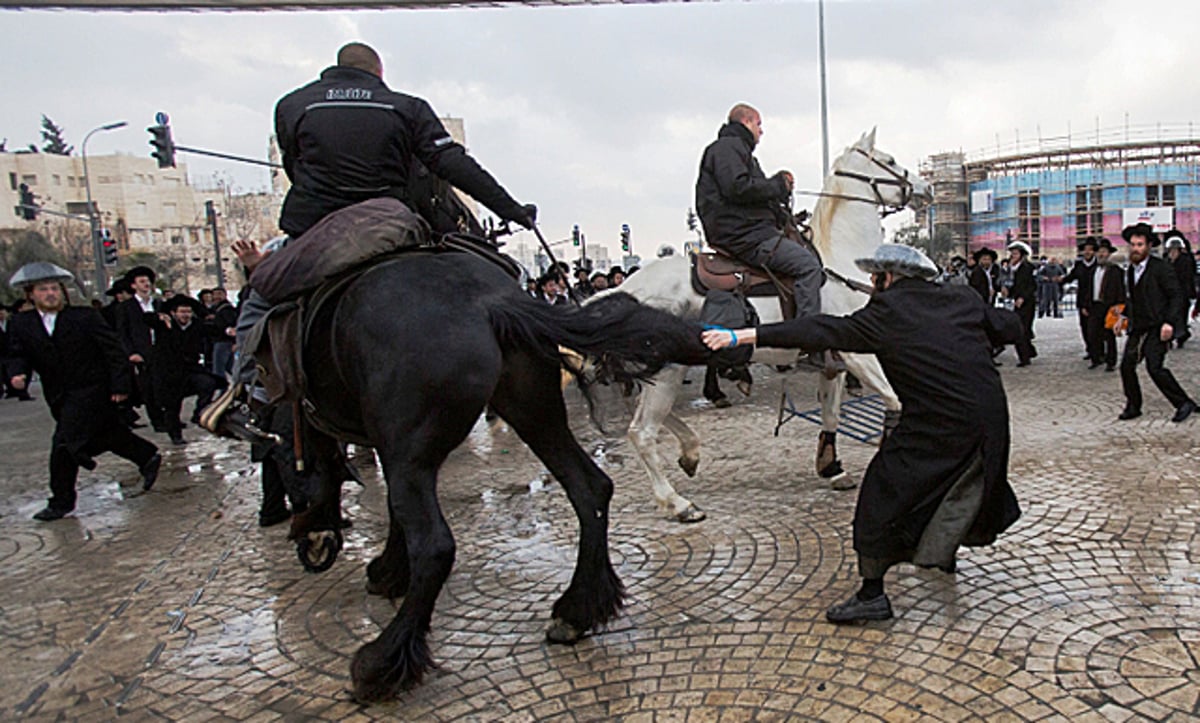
828, 128, 931, 212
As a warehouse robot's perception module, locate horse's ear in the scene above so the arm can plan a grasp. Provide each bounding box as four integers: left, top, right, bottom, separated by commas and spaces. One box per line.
865, 127, 877, 149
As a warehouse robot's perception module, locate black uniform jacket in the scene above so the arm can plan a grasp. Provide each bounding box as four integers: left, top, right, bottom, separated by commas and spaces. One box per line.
755, 280, 1023, 559
275, 65, 525, 237
8, 307, 133, 456
694, 122, 791, 252
1126, 255, 1184, 333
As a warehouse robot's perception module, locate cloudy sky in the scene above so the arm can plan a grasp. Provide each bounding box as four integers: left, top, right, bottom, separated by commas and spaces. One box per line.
3, 0, 1196, 260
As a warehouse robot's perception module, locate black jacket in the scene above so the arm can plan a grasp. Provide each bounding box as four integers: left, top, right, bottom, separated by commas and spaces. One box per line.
1009, 260, 1037, 325
115, 295, 161, 359
755, 281, 1023, 560
1062, 257, 1097, 306
8, 307, 133, 406
695, 122, 791, 252
275, 66, 525, 237
1170, 252, 1197, 301
968, 265, 997, 304
1093, 263, 1126, 308
1126, 255, 1184, 333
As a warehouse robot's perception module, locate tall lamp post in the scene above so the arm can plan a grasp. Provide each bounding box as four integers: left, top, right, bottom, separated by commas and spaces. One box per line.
82, 120, 127, 296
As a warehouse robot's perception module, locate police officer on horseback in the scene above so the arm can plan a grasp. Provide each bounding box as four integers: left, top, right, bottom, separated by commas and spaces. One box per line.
695, 103, 825, 366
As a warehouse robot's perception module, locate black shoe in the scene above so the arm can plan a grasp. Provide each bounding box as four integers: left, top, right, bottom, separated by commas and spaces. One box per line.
1118, 408, 1142, 421
76, 453, 97, 471
170, 434, 187, 446
18, 395, 35, 402
1172, 400, 1195, 423
1016, 360, 1031, 367
826, 592, 893, 624
258, 509, 292, 528
1105, 365, 1115, 372
1088, 361, 1103, 369
140, 453, 163, 490
33, 506, 69, 521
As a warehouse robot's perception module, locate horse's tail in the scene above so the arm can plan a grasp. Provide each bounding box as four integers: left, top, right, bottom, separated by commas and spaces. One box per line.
488, 292, 710, 387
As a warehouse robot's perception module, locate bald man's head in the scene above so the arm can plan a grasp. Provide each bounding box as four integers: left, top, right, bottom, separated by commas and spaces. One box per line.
337, 42, 383, 77
728, 103, 763, 144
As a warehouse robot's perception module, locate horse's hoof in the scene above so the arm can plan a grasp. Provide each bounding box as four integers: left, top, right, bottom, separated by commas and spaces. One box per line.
676, 504, 706, 524
712, 397, 732, 409
297, 529, 343, 573
829, 474, 857, 491
677, 456, 699, 478
736, 380, 753, 397
546, 618, 585, 645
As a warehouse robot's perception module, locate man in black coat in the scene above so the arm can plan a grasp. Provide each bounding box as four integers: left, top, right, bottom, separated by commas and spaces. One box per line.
1117, 224, 1196, 423
1162, 230, 1196, 347
1006, 241, 1038, 366
115, 266, 166, 431
275, 42, 534, 239
968, 247, 999, 305
703, 244, 1024, 623
152, 296, 227, 444
1085, 240, 1126, 372
1061, 237, 1099, 359
205, 287, 238, 377
6, 263, 161, 521
695, 104, 821, 319
1, 303, 34, 401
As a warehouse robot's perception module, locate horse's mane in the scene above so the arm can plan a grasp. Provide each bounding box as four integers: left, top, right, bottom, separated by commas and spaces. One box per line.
811, 155, 847, 261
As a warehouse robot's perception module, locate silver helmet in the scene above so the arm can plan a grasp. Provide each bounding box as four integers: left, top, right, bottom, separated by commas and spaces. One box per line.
9, 261, 74, 287
854, 244, 939, 281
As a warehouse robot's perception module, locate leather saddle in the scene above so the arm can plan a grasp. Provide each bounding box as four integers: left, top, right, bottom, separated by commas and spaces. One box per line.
252, 235, 521, 446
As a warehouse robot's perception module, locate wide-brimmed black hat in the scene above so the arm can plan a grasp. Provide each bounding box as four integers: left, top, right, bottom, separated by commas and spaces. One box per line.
1077, 236, 1100, 251
971, 247, 998, 262
1096, 237, 1116, 252
163, 295, 203, 315
104, 278, 132, 297
1121, 223, 1161, 247
123, 265, 157, 284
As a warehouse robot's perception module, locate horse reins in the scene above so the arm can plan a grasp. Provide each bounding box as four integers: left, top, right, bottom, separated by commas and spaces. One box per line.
795, 147, 915, 218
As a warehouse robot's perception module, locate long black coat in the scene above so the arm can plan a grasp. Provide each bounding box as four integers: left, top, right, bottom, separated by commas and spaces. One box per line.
8, 307, 133, 458
756, 279, 1023, 561
968, 265, 997, 304
115, 296, 161, 359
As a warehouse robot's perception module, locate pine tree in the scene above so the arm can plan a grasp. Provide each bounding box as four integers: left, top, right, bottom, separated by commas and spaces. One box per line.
40, 115, 73, 155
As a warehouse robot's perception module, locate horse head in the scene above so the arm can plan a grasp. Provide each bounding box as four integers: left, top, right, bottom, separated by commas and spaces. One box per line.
829, 128, 931, 214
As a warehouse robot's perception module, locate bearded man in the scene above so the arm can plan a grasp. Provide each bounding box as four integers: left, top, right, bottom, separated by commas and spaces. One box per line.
7, 263, 161, 521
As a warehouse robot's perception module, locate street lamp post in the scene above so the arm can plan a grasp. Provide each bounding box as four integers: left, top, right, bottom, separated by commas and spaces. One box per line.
82, 120, 128, 296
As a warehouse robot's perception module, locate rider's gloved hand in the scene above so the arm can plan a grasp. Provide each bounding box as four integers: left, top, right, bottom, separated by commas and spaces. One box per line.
513, 203, 537, 230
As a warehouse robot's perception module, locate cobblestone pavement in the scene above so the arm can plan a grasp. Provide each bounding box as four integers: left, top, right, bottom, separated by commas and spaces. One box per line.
1, 317, 1198, 721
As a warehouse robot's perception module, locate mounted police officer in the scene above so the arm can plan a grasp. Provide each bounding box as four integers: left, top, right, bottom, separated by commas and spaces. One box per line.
7, 262, 161, 521
695, 103, 824, 367
702, 244, 1023, 624
205, 42, 538, 439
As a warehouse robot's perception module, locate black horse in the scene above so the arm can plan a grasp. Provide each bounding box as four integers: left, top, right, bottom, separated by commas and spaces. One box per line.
286, 250, 708, 701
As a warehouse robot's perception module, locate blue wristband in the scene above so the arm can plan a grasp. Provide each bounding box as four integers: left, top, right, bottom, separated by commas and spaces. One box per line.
702, 324, 738, 348
729, 330, 738, 347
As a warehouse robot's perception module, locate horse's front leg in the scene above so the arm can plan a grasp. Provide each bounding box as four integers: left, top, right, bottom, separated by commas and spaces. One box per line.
815, 372, 855, 490
840, 352, 901, 439
628, 366, 705, 523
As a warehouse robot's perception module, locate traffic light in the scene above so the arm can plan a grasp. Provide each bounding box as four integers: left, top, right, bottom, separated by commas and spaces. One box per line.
17, 183, 37, 220
572, 224, 581, 247
687, 209, 698, 232
148, 124, 176, 168
100, 228, 118, 266
620, 223, 631, 252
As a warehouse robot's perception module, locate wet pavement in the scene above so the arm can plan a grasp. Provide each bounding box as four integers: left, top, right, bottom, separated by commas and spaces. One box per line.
1, 317, 1198, 721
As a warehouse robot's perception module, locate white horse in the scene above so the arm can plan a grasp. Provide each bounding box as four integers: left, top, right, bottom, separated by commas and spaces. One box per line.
614, 129, 932, 522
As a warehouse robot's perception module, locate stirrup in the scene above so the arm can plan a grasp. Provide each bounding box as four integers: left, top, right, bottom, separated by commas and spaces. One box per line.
198, 382, 242, 434
199, 385, 282, 445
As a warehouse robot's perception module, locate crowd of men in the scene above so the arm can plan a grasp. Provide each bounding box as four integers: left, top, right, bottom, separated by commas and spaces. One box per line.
3, 262, 240, 521
527, 263, 637, 304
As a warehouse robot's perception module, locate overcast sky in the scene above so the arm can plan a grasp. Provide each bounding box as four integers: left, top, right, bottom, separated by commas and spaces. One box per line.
3, 0, 1197, 259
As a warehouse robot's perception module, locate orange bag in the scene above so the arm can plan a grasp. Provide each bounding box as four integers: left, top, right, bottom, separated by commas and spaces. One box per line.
1105, 304, 1128, 335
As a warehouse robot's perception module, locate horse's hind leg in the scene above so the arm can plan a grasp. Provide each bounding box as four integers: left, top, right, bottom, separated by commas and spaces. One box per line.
628, 365, 704, 523
489, 351, 624, 643
289, 429, 349, 573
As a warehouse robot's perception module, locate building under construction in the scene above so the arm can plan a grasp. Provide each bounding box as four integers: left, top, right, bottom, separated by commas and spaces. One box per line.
919, 124, 1200, 257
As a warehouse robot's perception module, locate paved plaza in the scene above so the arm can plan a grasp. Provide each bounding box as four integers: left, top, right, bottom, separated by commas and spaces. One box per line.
1, 317, 1198, 721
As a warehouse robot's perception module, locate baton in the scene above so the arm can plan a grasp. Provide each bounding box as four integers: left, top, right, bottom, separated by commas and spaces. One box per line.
530, 223, 582, 305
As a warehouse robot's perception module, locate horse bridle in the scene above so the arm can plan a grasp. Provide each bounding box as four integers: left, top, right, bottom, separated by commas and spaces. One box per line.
796, 146, 916, 218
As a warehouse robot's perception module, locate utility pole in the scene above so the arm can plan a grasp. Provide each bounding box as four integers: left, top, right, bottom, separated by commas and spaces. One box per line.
205, 200, 226, 288
818, 0, 831, 179
82, 120, 127, 296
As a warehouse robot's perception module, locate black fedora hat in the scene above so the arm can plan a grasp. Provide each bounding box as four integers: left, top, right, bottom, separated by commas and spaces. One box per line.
1121, 223, 1161, 247
104, 278, 132, 297
162, 295, 203, 315
971, 247, 998, 262
123, 265, 157, 284
1077, 236, 1099, 251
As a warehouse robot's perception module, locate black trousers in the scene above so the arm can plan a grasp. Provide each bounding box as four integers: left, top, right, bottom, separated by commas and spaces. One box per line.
1014, 301, 1037, 362
1120, 330, 1192, 412
161, 370, 226, 435
1086, 302, 1118, 367
48, 411, 158, 512
718, 234, 822, 319
134, 361, 165, 427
